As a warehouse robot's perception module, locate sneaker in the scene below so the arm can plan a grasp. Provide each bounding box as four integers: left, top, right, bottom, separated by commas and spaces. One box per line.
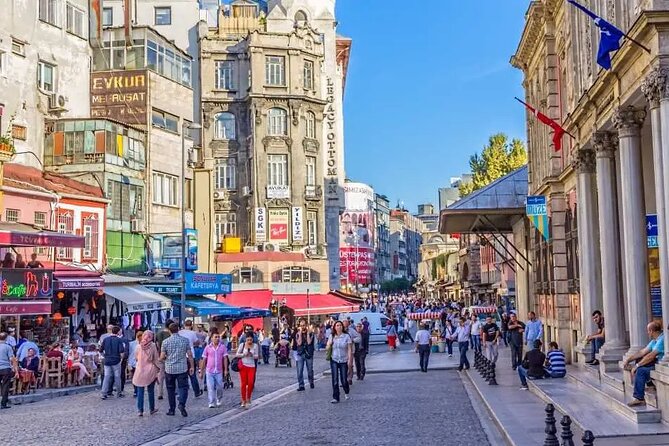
448, 354, 452, 357
137, 412, 143, 417
297, 386, 305, 392
216, 399, 222, 407
627, 399, 646, 407
344, 394, 350, 401
240, 402, 246, 408
178, 405, 188, 417
520, 386, 529, 390
117, 393, 125, 398
100, 395, 108, 400
166, 410, 175, 416
330, 399, 339, 404
150, 409, 159, 415
310, 382, 314, 389
208, 404, 216, 408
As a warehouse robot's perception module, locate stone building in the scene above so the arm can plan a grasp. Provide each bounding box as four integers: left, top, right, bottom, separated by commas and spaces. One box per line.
389, 208, 424, 282
513, 0, 669, 424
374, 193, 392, 284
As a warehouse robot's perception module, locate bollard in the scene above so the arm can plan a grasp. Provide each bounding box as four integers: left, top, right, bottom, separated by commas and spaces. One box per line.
480, 355, 487, 377
581, 430, 595, 446
544, 403, 559, 446
475, 351, 481, 371
484, 357, 491, 381
488, 361, 498, 385
559, 415, 574, 446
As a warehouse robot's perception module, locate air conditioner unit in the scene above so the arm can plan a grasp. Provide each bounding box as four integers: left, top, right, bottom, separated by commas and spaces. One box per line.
130, 218, 144, 233
213, 191, 222, 200
48, 93, 67, 111
263, 242, 277, 252
241, 186, 251, 197
243, 246, 258, 253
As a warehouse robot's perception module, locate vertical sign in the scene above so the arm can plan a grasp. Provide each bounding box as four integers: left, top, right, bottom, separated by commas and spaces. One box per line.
324, 77, 338, 200
292, 207, 303, 242
255, 207, 266, 243
185, 229, 198, 271
526, 196, 549, 241
647, 214, 662, 317
647, 214, 659, 248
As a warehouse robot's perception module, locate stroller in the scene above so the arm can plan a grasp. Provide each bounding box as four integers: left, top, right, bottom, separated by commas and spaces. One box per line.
275, 342, 292, 367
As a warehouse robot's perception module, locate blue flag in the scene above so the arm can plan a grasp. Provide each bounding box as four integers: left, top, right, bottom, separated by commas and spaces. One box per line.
567, 0, 625, 70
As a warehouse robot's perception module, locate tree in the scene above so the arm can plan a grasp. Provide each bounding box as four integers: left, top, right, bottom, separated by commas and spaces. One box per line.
459, 133, 527, 197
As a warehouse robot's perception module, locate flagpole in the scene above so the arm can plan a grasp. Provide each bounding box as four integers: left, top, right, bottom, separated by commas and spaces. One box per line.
514, 97, 576, 140
622, 35, 651, 55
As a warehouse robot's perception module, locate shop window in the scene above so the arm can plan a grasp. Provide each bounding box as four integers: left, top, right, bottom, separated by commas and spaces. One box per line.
34, 211, 47, 227
231, 267, 263, 284
271, 266, 319, 283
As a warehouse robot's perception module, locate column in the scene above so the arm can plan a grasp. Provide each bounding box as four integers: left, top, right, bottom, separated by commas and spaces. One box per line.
592, 131, 627, 369
613, 106, 651, 354
642, 67, 669, 361
573, 148, 602, 363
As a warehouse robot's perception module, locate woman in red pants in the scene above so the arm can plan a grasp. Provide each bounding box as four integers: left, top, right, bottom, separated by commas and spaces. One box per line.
235, 336, 258, 408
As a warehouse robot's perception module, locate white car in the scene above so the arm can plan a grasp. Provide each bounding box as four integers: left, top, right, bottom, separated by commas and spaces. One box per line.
338, 311, 391, 344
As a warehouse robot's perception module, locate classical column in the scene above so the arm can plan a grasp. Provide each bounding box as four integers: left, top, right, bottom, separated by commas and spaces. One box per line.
593, 131, 627, 369
613, 106, 651, 354
573, 148, 601, 363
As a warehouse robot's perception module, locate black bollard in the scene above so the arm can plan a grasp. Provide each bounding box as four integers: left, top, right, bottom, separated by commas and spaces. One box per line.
480, 355, 487, 377
559, 415, 574, 446
488, 361, 498, 385
484, 357, 491, 381
475, 351, 481, 371
581, 430, 595, 446
544, 403, 559, 446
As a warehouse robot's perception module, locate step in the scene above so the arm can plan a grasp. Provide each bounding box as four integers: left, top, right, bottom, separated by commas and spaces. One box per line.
582, 362, 601, 381
646, 387, 658, 408
602, 370, 626, 393
567, 370, 661, 424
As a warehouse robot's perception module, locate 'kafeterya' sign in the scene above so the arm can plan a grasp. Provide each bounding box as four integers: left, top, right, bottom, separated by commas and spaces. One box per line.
90, 70, 148, 125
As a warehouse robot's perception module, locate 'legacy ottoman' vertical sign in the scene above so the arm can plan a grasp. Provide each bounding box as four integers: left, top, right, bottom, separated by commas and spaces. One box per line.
90, 70, 148, 125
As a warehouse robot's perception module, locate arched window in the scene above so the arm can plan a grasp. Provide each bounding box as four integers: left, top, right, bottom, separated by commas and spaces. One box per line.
306, 111, 316, 138
268, 108, 287, 136
295, 10, 308, 24
214, 112, 236, 140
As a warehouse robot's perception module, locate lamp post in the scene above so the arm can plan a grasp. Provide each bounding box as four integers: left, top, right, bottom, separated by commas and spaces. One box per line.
180, 121, 201, 325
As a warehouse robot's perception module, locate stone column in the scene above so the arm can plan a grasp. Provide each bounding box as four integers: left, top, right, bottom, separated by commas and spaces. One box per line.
573, 148, 602, 365
613, 106, 651, 355
593, 131, 628, 370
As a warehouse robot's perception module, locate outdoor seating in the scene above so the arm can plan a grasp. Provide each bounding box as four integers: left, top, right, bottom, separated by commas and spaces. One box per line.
43, 357, 63, 389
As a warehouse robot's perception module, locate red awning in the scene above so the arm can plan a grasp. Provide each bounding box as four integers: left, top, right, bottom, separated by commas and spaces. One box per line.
218, 289, 273, 311
0, 222, 85, 248
276, 293, 358, 316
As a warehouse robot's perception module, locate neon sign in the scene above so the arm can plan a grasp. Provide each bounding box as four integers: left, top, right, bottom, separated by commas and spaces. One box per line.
0, 269, 53, 299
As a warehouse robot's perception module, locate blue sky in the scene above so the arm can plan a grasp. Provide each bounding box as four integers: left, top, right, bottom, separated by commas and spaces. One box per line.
336, 1, 529, 211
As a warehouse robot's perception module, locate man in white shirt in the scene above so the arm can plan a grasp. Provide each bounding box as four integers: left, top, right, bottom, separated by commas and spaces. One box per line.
470, 315, 482, 354
5, 328, 16, 350
414, 323, 432, 373
178, 320, 202, 397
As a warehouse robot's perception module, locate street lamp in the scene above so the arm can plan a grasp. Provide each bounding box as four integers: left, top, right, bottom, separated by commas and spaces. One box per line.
180, 121, 201, 325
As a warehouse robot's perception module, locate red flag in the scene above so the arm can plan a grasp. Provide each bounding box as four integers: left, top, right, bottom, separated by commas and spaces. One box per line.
515, 97, 567, 152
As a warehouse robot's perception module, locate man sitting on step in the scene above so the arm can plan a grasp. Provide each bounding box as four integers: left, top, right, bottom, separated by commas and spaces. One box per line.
544, 342, 566, 379
585, 310, 605, 366
623, 321, 664, 407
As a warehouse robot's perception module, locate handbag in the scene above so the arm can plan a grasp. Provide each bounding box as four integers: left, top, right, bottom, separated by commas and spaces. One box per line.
325, 335, 333, 361
230, 357, 241, 373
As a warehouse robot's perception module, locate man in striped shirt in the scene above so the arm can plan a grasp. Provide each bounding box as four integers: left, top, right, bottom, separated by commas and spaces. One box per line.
545, 342, 566, 378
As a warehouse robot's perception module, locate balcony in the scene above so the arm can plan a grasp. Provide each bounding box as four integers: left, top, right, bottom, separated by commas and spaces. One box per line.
304, 185, 322, 201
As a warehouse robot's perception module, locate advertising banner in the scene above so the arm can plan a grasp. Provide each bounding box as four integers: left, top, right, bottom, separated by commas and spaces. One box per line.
647, 214, 661, 317
90, 70, 148, 125
255, 207, 267, 243
268, 209, 289, 244
526, 195, 549, 241
339, 183, 375, 285
185, 229, 198, 271
0, 269, 53, 299
184, 273, 232, 295
292, 207, 304, 242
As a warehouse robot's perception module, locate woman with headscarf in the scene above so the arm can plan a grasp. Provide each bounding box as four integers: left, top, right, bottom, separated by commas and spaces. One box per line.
132, 330, 161, 416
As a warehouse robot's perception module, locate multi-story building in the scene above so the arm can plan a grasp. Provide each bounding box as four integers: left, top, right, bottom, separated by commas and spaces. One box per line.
438, 175, 472, 211
389, 208, 424, 282
374, 193, 391, 284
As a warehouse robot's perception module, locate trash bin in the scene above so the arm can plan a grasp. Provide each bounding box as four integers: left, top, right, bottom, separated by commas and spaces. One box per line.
438, 341, 446, 353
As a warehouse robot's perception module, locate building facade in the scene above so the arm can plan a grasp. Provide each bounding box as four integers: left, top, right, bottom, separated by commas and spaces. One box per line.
389, 208, 424, 282
374, 193, 391, 284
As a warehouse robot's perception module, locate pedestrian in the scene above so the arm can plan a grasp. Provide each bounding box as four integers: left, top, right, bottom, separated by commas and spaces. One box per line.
500, 313, 509, 347
179, 320, 203, 398
6, 328, 16, 350
271, 323, 280, 344
294, 318, 315, 391
402, 315, 415, 343
132, 330, 160, 417
129, 330, 143, 397
415, 323, 432, 373
585, 310, 605, 365
518, 340, 546, 389
235, 335, 259, 408
200, 332, 228, 408
0, 332, 18, 409
545, 342, 566, 379
524, 311, 543, 349
624, 321, 664, 407
344, 319, 361, 384
100, 326, 126, 399
160, 323, 194, 417
482, 315, 500, 363
451, 318, 470, 371
354, 322, 367, 380
361, 317, 370, 352
118, 329, 130, 395
327, 320, 352, 404
443, 319, 456, 357
470, 315, 482, 353
386, 317, 398, 351
155, 320, 174, 401
507, 312, 525, 370
260, 333, 272, 365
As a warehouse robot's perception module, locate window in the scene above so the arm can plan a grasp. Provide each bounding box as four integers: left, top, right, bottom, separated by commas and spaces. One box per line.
267, 154, 288, 186
155, 7, 171, 25
56, 211, 74, 260
152, 172, 178, 206
215, 212, 237, 246
146, 39, 192, 87
34, 211, 47, 226
215, 61, 234, 90
267, 108, 287, 136
39, 0, 59, 26
295, 10, 308, 24
0, 50, 5, 75
107, 180, 143, 221
11, 125, 27, 141
265, 56, 285, 86
214, 113, 236, 140
215, 158, 236, 190
151, 109, 179, 133
11, 39, 25, 56
184, 179, 193, 210
306, 111, 316, 138
37, 61, 56, 93
303, 60, 314, 90
5, 209, 20, 223
307, 211, 317, 246
83, 215, 99, 260
66, 3, 85, 37
183, 120, 195, 140
272, 266, 319, 283
306, 156, 316, 186
102, 7, 113, 27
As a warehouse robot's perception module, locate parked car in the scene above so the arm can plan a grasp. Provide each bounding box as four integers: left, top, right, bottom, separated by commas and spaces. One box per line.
338, 311, 391, 344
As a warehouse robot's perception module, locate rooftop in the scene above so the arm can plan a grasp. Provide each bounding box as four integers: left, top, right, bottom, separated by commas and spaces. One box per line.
4, 163, 105, 199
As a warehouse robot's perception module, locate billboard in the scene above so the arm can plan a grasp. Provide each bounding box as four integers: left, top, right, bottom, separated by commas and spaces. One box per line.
90, 70, 148, 125
339, 183, 375, 286
268, 208, 289, 245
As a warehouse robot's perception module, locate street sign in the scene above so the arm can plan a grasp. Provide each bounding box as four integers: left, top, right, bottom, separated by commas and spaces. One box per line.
647, 214, 659, 248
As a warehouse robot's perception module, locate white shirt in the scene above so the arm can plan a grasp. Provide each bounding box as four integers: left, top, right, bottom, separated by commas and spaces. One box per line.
470, 321, 482, 336
6, 335, 16, 348
415, 330, 431, 345
178, 329, 199, 354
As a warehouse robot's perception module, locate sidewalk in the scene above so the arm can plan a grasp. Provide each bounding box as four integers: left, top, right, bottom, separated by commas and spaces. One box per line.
323, 347, 460, 375
9, 384, 97, 405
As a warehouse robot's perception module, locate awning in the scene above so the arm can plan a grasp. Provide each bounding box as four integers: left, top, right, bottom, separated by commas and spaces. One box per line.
407, 311, 443, 320
218, 289, 273, 311
0, 222, 85, 248
0, 301, 52, 315
181, 298, 243, 317
276, 293, 358, 316
104, 284, 172, 313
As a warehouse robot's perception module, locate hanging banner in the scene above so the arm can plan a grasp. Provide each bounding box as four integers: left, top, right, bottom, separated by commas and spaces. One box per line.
647, 214, 661, 317
268, 208, 289, 245
255, 207, 266, 243
292, 207, 304, 242
526, 195, 549, 241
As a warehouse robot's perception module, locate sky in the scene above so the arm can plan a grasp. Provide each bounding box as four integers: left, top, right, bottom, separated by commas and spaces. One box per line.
336, 0, 529, 212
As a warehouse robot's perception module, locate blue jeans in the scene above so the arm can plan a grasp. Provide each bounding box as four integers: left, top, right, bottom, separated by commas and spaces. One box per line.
633, 365, 655, 400
296, 354, 314, 388
136, 382, 155, 413
590, 338, 604, 361
188, 367, 200, 395
165, 372, 189, 411
330, 361, 349, 401
518, 366, 544, 387
458, 342, 470, 369
471, 335, 481, 353
544, 368, 566, 379
101, 363, 122, 397
261, 345, 270, 364
205, 372, 223, 405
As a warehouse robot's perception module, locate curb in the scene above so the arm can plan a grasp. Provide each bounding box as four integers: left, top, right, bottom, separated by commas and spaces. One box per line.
9, 384, 97, 405
323, 365, 459, 375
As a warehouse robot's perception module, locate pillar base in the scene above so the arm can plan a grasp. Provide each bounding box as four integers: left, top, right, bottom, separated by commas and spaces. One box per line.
651, 363, 669, 423
574, 340, 593, 368
597, 345, 627, 373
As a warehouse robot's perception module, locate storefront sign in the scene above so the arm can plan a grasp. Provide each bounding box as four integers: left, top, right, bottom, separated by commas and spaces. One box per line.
255, 207, 267, 243
55, 278, 104, 290
268, 209, 289, 244
0, 301, 52, 315
126, 300, 172, 313
267, 185, 290, 199
0, 269, 52, 299
647, 214, 659, 248
144, 284, 182, 295
90, 70, 148, 125
292, 207, 303, 242
652, 287, 662, 318
184, 273, 232, 295
324, 77, 339, 201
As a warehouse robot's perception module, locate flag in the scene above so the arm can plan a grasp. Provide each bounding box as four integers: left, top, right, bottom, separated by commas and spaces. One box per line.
567, 0, 624, 70
515, 98, 567, 152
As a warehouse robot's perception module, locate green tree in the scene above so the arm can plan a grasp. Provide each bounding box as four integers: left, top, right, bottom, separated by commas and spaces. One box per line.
459, 133, 527, 197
